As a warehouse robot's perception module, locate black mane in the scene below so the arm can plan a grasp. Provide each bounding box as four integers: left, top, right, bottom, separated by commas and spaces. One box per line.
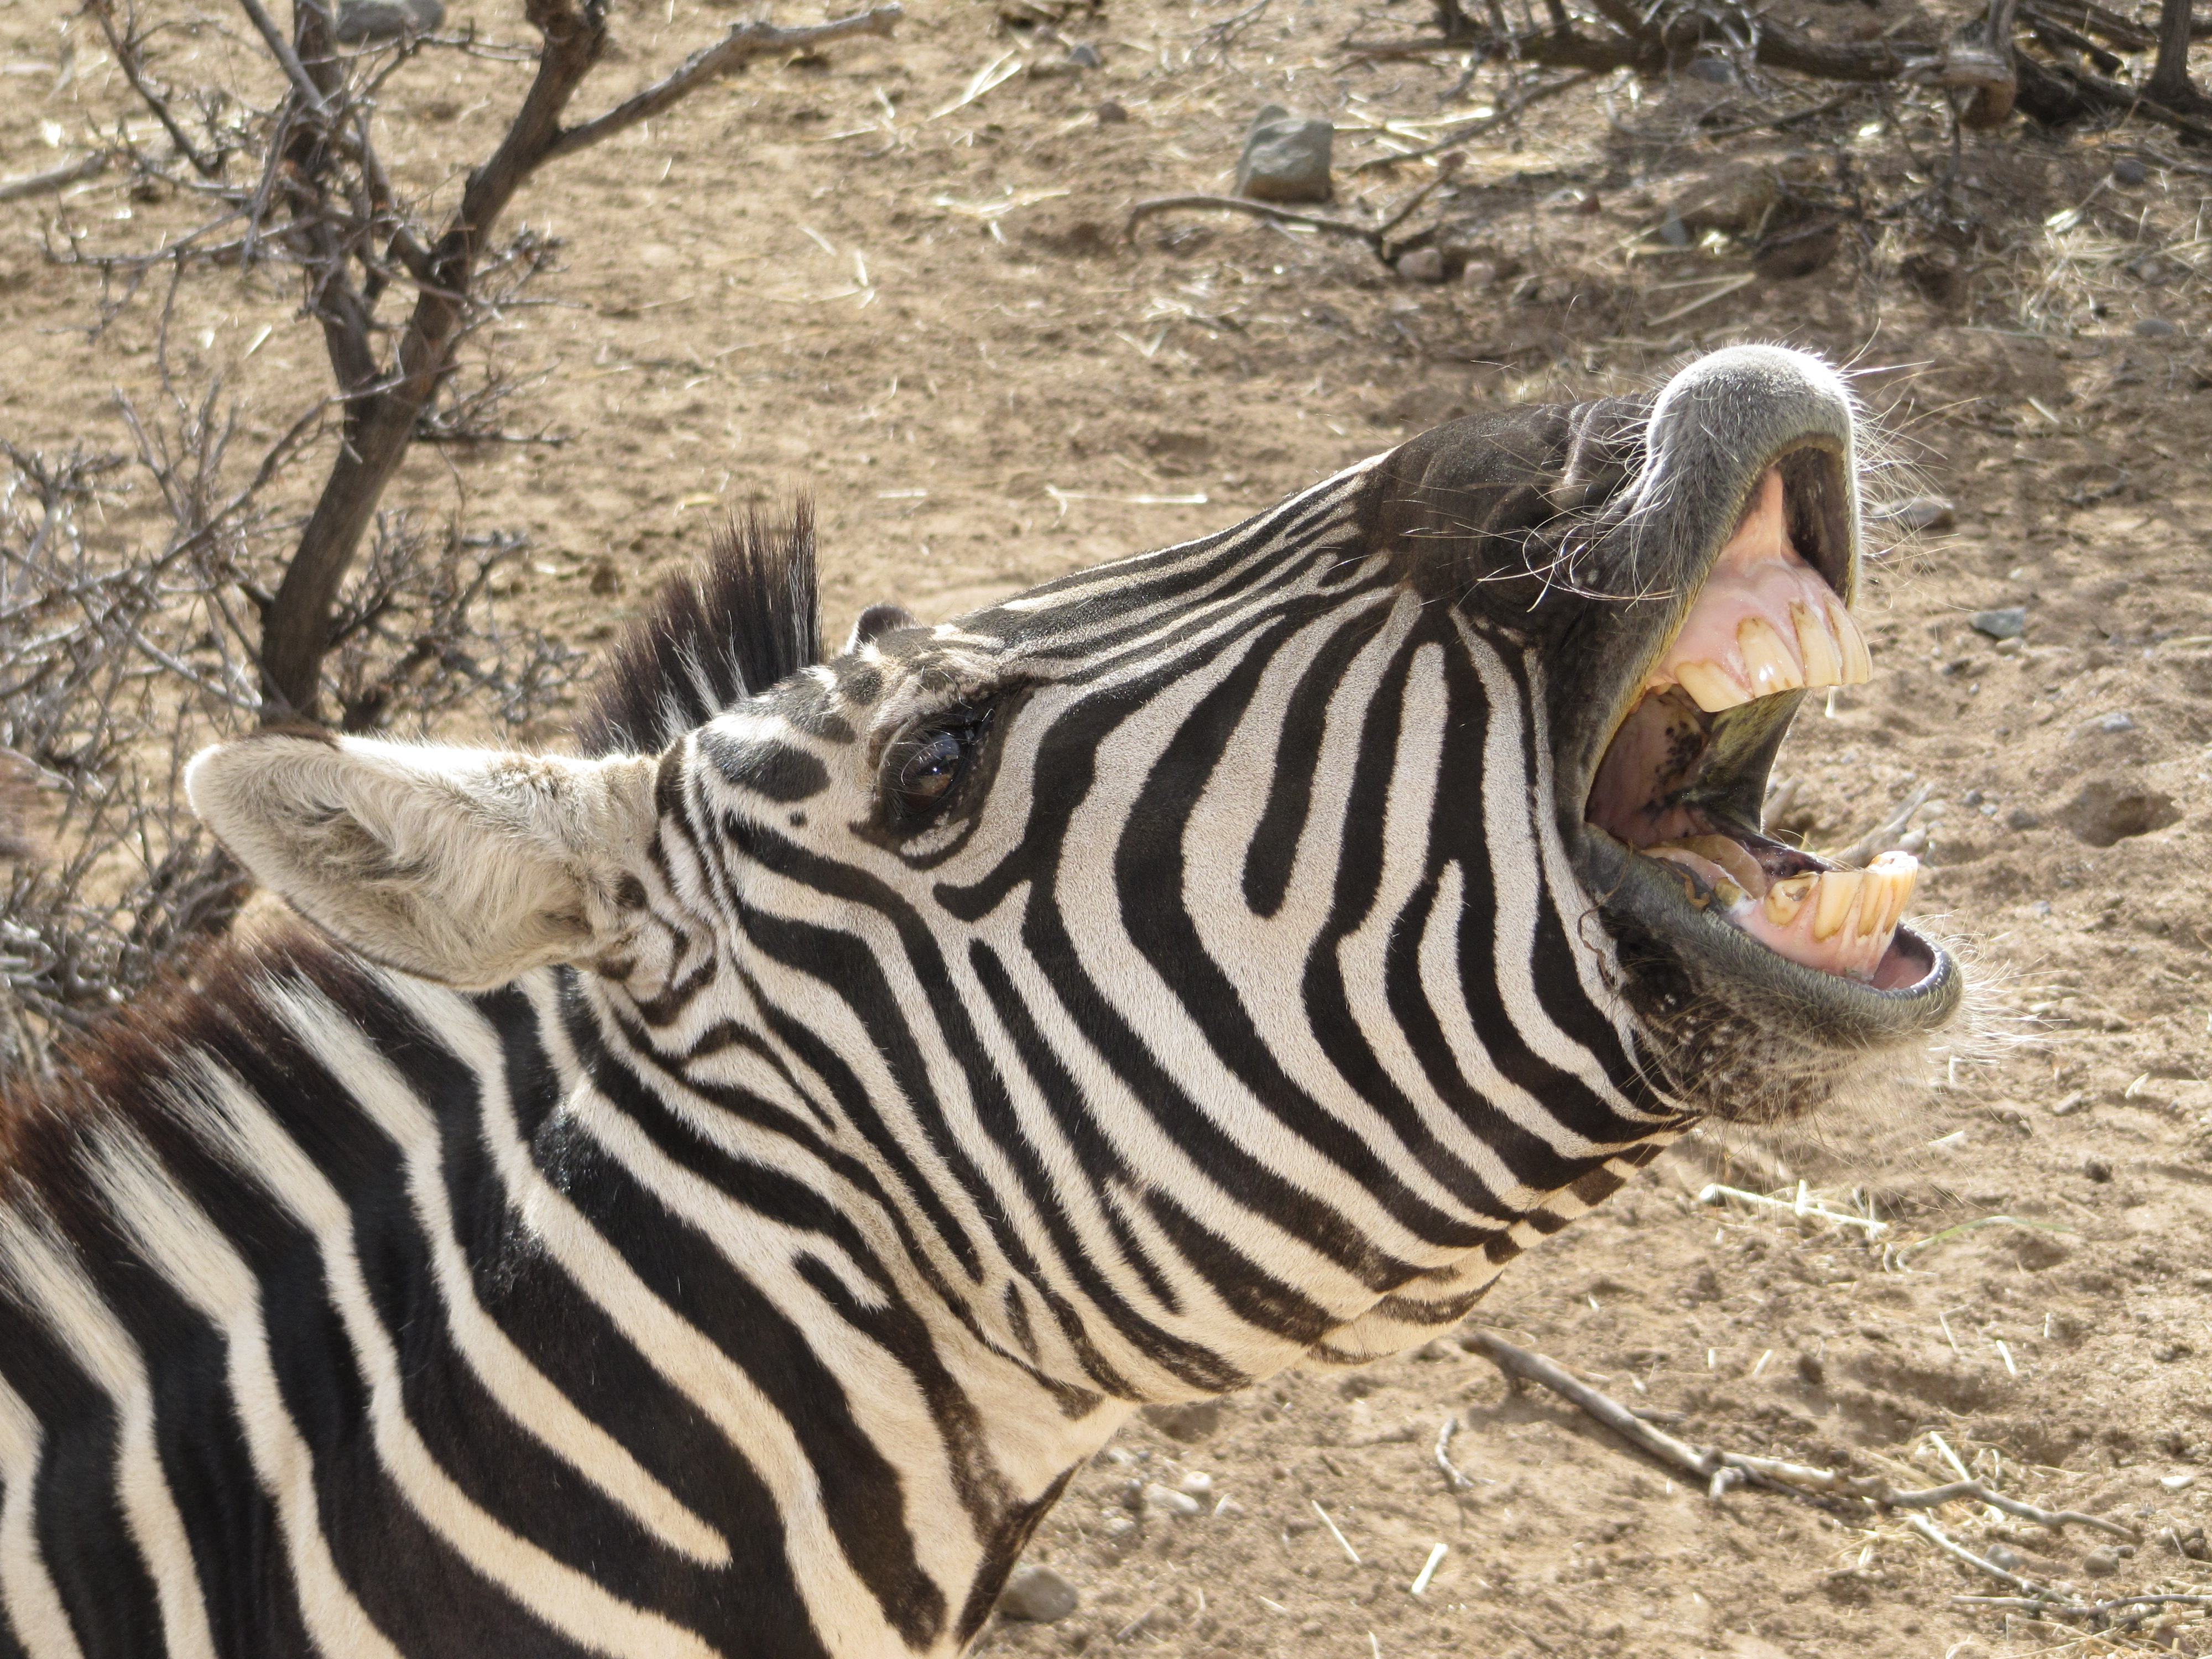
575, 503, 821, 757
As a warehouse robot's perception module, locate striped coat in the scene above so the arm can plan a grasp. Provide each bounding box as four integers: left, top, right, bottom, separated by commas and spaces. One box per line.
0, 345, 1959, 1656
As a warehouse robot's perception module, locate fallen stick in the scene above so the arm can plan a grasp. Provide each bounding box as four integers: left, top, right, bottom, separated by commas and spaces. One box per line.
1464, 1330, 2137, 1539
1958, 1592, 2212, 1619
0, 154, 106, 204
1123, 194, 1386, 250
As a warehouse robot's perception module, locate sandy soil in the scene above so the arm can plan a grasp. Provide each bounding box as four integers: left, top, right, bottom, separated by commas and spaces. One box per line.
4, 0, 2212, 1651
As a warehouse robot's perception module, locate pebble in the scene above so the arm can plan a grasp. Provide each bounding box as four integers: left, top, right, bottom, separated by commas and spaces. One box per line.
332, 0, 442, 42
2084, 1156, 2114, 1183
2083, 1547, 2121, 1577
1969, 606, 2027, 640
1235, 105, 1333, 205
1142, 1483, 1202, 1517
1395, 248, 1448, 284
2134, 316, 2181, 337
2049, 1090, 2087, 1117
1177, 1471, 1214, 1498
1095, 100, 1129, 124
997, 1564, 1080, 1623
2005, 806, 2040, 832
2112, 156, 2149, 186
1887, 495, 1957, 533
1141, 1399, 1223, 1442
2164, 1474, 2197, 1491
2095, 711, 2137, 733
1065, 41, 1102, 67
1984, 1543, 2024, 1572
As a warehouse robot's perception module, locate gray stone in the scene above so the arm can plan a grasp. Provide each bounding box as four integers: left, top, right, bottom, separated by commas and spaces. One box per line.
1968, 606, 2026, 640
1141, 1399, 1223, 1441
1237, 104, 1333, 205
1884, 495, 1955, 533
1395, 247, 1447, 284
2004, 806, 2040, 831
997, 1565, 1079, 1623
2083, 1547, 2121, 1576
1065, 40, 1102, 67
2135, 316, 2181, 337
332, 0, 442, 41
2112, 156, 2149, 186
1142, 1482, 1202, 1517
1095, 99, 1129, 124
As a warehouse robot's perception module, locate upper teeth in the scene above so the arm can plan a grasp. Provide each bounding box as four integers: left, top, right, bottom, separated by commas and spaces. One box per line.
1653, 596, 1870, 714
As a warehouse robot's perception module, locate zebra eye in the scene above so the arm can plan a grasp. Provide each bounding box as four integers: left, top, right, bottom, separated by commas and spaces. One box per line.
883, 708, 992, 832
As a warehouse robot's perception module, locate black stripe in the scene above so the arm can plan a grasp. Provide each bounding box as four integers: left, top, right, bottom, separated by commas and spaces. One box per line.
0, 1288, 165, 1657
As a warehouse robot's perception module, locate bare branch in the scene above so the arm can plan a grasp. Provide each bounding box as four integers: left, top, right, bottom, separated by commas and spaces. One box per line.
0, 156, 107, 205
1464, 1329, 2140, 1538
545, 4, 904, 161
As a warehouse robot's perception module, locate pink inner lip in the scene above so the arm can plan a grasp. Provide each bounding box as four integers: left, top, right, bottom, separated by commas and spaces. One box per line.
1585, 467, 1920, 988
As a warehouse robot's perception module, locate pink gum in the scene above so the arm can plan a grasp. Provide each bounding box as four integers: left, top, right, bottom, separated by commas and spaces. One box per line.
1647, 470, 1845, 693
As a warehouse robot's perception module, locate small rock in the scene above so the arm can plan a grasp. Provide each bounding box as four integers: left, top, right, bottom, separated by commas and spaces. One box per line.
1457, 259, 1500, 289
2112, 156, 2149, 186
2163, 1474, 2196, 1491
1236, 104, 1333, 205
1142, 1399, 1223, 1442
1657, 211, 1691, 248
1886, 495, 1957, 533
998, 1564, 1079, 1623
1142, 1483, 1201, 1518
1177, 1470, 1214, 1498
2135, 316, 2181, 337
2083, 1547, 2121, 1577
1095, 99, 1129, 124
1099, 1514, 1136, 1540
2084, 1156, 2114, 1183
2005, 807, 2040, 831
1065, 40, 1102, 66
1984, 1543, 2024, 1573
1969, 606, 2027, 640
332, 0, 442, 43
1685, 53, 1737, 83
1395, 247, 1448, 284
2094, 711, 2137, 734
588, 557, 622, 597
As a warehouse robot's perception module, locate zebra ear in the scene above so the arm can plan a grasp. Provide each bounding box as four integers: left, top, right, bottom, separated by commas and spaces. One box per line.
185, 732, 662, 989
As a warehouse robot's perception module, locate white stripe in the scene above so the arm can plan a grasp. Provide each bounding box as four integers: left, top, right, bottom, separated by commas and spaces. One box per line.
77, 1120, 405, 1659
416, 977, 897, 1656
0, 1202, 218, 1659
176, 1055, 722, 1659
1459, 625, 1675, 1124
0, 1368, 85, 1659
258, 982, 732, 1569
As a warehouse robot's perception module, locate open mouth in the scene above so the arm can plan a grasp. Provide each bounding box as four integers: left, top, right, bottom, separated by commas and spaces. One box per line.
1582, 463, 1935, 997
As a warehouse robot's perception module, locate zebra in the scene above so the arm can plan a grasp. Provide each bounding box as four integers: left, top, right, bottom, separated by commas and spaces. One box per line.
0, 344, 1960, 1658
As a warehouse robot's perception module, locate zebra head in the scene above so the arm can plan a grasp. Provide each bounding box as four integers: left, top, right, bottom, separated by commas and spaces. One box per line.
187, 345, 1958, 1399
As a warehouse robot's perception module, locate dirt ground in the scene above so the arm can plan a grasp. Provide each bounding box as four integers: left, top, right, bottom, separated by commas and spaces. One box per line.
4, 0, 2212, 1651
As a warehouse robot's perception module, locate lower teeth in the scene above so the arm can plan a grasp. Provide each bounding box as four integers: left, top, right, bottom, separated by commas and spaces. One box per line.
1645, 842, 1919, 980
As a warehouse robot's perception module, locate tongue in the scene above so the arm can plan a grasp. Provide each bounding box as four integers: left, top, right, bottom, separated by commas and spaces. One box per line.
1645, 843, 1920, 983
